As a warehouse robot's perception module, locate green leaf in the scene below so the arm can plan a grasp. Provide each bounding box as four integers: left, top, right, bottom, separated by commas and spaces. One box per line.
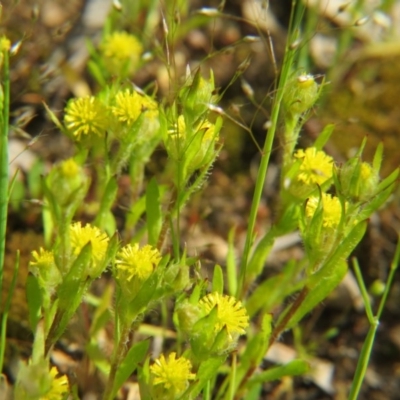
42, 101, 67, 135
246, 260, 304, 317
248, 359, 310, 385
126, 194, 146, 230
89, 284, 114, 337
314, 124, 335, 150
50, 243, 93, 344
146, 178, 162, 246
372, 142, 384, 173
26, 274, 42, 332
246, 228, 275, 281
356, 181, 397, 222
226, 227, 237, 296
187, 356, 226, 398
318, 219, 367, 278
112, 340, 150, 397
94, 177, 118, 233
127, 265, 164, 318
284, 260, 348, 330
86, 342, 110, 375
377, 167, 399, 193
240, 314, 272, 369
212, 264, 224, 294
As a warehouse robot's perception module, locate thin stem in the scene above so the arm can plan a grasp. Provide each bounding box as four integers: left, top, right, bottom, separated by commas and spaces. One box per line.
237, 0, 302, 298
103, 323, 131, 400
0, 250, 19, 372
0, 43, 9, 374
349, 237, 400, 399
268, 286, 309, 347
0, 42, 10, 308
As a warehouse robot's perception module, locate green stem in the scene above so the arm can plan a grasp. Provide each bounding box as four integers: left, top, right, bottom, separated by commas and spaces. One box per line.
0, 42, 9, 307
236, 88, 280, 299
0, 43, 9, 373
268, 286, 309, 347
103, 323, 131, 400
237, 0, 302, 298
0, 251, 19, 371
349, 238, 400, 399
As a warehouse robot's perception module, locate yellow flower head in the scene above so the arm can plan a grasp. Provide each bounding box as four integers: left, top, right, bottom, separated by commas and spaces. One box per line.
168, 115, 187, 141
59, 158, 79, 178
30, 248, 55, 271
199, 292, 249, 338
112, 89, 158, 126
100, 31, 143, 76
306, 193, 343, 228
115, 243, 161, 282
70, 222, 109, 266
150, 352, 195, 396
294, 147, 333, 186
360, 162, 373, 180
40, 366, 69, 400
198, 120, 217, 143
0, 36, 10, 52
64, 96, 109, 140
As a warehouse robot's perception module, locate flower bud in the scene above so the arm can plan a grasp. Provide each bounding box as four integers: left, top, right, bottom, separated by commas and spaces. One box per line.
339, 160, 379, 202
283, 73, 319, 116
179, 70, 218, 118
46, 158, 89, 207
29, 248, 62, 308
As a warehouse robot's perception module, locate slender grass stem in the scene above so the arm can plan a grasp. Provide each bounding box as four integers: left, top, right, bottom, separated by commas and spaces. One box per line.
237, 0, 303, 299
0, 42, 10, 373
0, 251, 19, 372
349, 238, 400, 399
103, 323, 131, 400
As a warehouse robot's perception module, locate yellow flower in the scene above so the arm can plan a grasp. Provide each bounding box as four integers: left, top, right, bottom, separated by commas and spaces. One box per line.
64, 96, 109, 140
59, 158, 79, 178
199, 292, 249, 338
150, 352, 195, 396
360, 162, 373, 180
115, 243, 161, 282
100, 31, 143, 76
0, 36, 10, 52
40, 367, 69, 400
294, 147, 333, 185
168, 115, 187, 140
70, 222, 109, 265
306, 193, 343, 228
198, 120, 217, 142
30, 248, 55, 270
294, 147, 333, 186
111, 89, 158, 126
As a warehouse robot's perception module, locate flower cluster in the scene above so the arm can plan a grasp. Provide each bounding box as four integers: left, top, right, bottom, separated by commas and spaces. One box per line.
64, 88, 160, 143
